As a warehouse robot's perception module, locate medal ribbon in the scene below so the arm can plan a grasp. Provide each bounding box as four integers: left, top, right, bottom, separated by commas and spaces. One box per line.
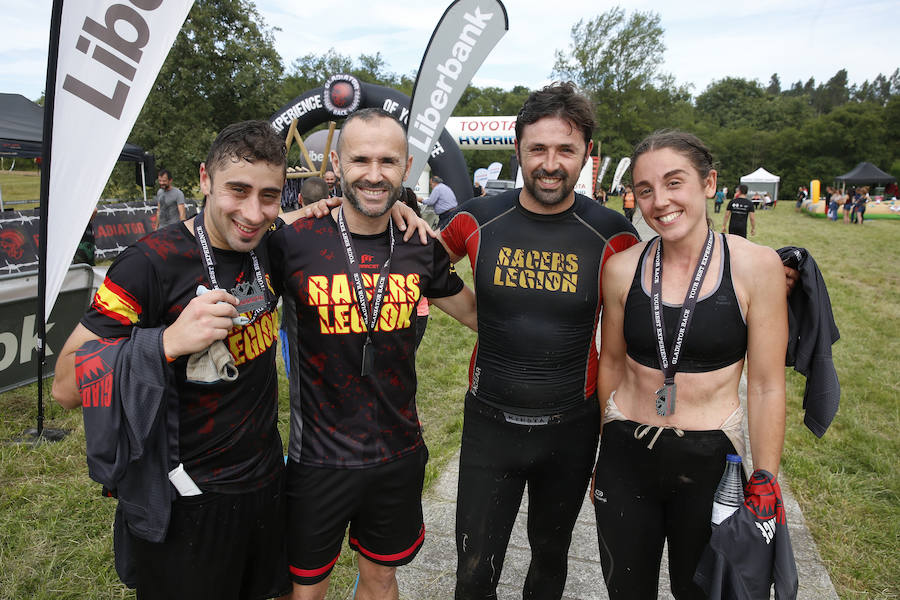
650, 229, 715, 389
193, 211, 271, 323
336, 206, 395, 376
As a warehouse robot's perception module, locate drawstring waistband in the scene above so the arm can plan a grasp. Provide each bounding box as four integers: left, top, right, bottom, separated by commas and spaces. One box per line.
633, 423, 684, 450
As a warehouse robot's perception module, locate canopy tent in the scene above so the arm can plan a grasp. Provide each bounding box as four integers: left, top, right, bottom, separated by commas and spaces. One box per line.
834, 162, 896, 186
0, 93, 152, 167
740, 167, 780, 202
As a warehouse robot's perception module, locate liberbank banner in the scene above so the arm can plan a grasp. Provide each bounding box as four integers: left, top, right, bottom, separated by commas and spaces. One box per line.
405, 0, 508, 186
44, 0, 193, 320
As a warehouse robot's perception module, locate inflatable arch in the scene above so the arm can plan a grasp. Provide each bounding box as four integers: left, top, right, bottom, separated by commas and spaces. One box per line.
269, 74, 471, 202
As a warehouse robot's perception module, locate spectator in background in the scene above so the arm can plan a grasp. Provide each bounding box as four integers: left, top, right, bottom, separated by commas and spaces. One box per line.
722, 184, 756, 238
300, 176, 328, 207
424, 175, 458, 229
622, 184, 635, 222
763, 191, 774, 210
594, 187, 608, 205
473, 182, 485, 197
154, 169, 186, 229
714, 187, 725, 213
324, 170, 342, 197
842, 190, 853, 224
403, 187, 431, 350
828, 187, 841, 221
795, 186, 807, 212
855, 187, 869, 224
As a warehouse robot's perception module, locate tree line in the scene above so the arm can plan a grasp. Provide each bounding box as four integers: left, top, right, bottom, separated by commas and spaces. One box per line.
105, 0, 899, 199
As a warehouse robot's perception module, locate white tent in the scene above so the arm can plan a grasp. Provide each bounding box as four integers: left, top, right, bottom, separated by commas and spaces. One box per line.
740, 167, 781, 203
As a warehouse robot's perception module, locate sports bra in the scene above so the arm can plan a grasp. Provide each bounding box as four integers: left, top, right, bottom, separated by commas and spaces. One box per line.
623, 234, 747, 372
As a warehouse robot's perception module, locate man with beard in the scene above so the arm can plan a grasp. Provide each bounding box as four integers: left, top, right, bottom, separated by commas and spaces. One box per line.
270, 108, 477, 600
440, 82, 639, 600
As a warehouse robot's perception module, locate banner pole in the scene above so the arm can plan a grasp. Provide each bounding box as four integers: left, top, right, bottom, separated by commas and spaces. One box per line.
34, 0, 65, 442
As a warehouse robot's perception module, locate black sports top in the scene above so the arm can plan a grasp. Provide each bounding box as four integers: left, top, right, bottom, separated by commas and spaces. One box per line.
624, 234, 747, 372
442, 189, 639, 415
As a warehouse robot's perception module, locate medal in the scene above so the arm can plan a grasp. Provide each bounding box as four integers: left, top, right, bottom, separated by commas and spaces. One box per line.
193, 211, 273, 325
655, 383, 676, 416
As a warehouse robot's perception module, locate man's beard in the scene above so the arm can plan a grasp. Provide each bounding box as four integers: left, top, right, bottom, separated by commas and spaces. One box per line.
341, 171, 403, 218
521, 166, 578, 208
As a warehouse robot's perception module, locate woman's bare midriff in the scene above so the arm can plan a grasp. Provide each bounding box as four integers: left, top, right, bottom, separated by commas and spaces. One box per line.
611, 356, 744, 430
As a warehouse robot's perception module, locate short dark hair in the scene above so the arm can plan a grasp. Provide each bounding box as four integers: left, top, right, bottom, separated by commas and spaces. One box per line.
738, 184, 749, 195
300, 176, 328, 206
631, 130, 715, 181
205, 120, 286, 181
403, 187, 422, 217
430, 175, 442, 184
157, 169, 172, 179
337, 108, 408, 156
515, 81, 595, 148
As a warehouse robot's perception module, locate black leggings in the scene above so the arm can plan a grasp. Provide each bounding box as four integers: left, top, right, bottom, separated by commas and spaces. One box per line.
593, 420, 737, 600
455, 395, 600, 600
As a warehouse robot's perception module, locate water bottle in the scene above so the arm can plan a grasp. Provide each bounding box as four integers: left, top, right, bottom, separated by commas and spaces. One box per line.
711, 454, 744, 525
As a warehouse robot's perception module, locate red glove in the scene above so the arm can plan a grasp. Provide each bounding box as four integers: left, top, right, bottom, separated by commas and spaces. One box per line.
744, 469, 785, 525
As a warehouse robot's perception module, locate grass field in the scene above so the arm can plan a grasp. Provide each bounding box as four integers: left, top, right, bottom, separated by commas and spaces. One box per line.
0, 171, 41, 209
1, 205, 897, 599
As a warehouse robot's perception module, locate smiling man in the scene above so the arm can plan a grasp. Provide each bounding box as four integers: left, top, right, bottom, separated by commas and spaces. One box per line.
440, 82, 640, 600
52, 120, 292, 599
269, 108, 476, 600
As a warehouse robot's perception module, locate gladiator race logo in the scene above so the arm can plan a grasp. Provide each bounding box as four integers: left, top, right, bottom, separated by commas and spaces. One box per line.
76, 338, 124, 408
0, 229, 25, 260
323, 74, 361, 117
744, 469, 785, 545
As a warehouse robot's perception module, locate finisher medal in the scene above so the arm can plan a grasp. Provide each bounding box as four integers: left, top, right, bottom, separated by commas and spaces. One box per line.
655, 383, 676, 417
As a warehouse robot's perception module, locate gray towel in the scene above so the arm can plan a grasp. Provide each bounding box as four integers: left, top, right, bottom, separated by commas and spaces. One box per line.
186, 340, 238, 384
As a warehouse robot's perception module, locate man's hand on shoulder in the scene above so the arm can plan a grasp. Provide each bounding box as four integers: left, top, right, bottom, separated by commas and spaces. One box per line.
163, 289, 239, 359
281, 197, 343, 224
390, 202, 436, 244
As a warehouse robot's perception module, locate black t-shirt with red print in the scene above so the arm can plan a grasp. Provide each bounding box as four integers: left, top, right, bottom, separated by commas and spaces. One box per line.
270, 215, 464, 469
81, 222, 283, 493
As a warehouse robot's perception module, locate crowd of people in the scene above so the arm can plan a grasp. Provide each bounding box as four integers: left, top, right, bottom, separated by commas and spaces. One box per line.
53, 82, 799, 600
826, 185, 871, 224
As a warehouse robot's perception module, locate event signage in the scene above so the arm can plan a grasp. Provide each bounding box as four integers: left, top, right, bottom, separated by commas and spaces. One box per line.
0, 265, 96, 393
0, 201, 199, 270
610, 157, 632, 194
45, 0, 193, 320
473, 167, 489, 188
445, 116, 517, 149
596, 156, 611, 186
405, 0, 508, 186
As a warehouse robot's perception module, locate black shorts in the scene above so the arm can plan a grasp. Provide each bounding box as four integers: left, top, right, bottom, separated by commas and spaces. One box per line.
286, 447, 428, 585
131, 473, 289, 600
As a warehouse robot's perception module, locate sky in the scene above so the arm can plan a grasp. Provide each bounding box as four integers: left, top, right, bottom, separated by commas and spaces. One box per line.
1, 0, 898, 103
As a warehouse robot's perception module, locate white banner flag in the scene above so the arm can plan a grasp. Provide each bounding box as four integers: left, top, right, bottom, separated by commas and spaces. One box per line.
405, 0, 508, 187
596, 155, 611, 185
486, 161, 502, 181
473, 167, 489, 187
610, 157, 632, 195
44, 0, 193, 318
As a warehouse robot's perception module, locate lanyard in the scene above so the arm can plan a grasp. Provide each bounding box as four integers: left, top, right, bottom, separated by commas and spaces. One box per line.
649, 229, 715, 416
193, 211, 270, 323
336, 206, 395, 377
